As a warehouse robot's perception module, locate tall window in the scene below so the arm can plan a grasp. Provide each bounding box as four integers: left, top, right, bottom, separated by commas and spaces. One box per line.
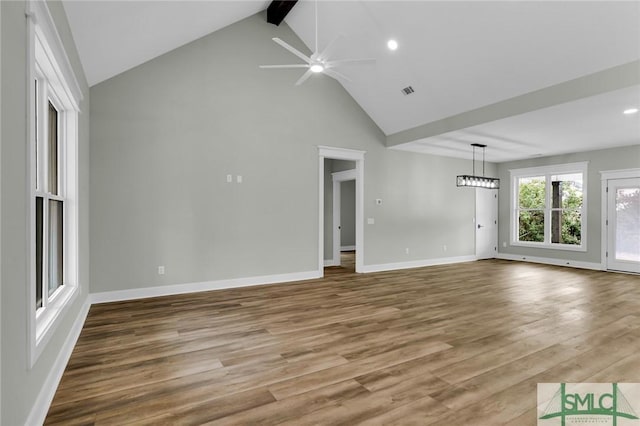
28, 0, 83, 366
511, 162, 587, 251
34, 91, 65, 309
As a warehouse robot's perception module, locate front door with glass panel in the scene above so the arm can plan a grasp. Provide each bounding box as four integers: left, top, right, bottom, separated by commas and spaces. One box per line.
607, 178, 640, 273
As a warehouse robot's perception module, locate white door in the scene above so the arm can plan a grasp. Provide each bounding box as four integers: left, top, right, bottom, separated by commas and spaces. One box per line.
476, 189, 498, 259
606, 178, 640, 273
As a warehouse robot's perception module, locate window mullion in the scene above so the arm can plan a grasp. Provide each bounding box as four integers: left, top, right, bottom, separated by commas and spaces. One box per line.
545, 174, 551, 245
40, 79, 49, 195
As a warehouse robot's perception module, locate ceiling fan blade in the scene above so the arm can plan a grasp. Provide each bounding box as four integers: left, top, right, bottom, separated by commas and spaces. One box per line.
324, 68, 351, 82
259, 64, 310, 69
317, 34, 343, 61
272, 38, 312, 64
326, 58, 376, 68
295, 69, 314, 86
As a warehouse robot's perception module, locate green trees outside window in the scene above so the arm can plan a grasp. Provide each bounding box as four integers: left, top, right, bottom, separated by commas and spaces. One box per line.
517, 174, 583, 245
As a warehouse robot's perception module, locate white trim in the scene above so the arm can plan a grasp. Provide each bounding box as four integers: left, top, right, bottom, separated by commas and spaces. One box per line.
27, 0, 82, 368
600, 168, 640, 181
90, 270, 321, 304
341, 245, 356, 251
332, 169, 357, 181
496, 253, 603, 271
509, 161, 588, 251
361, 255, 477, 273
601, 177, 609, 271
508, 161, 589, 177
26, 297, 90, 426
323, 259, 337, 267
318, 146, 365, 162
318, 146, 365, 276
27, 1, 83, 107
332, 169, 356, 266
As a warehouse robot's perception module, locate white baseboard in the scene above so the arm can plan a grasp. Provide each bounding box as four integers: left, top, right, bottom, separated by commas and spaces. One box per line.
324, 259, 337, 267
340, 245, 356, 252
496, 253, 603, 271
27, 296, 91, 426
361, 255, 477, 273
90, 270, 321, 304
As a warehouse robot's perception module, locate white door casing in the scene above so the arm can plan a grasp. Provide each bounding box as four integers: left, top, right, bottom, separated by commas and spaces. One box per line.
318, 146, 365, 276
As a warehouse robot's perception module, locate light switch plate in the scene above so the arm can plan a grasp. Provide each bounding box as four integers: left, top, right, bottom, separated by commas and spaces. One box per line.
367, 218, 375, 225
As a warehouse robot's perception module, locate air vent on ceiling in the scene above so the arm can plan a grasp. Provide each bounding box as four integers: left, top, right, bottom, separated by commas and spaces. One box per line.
401, 86, 415, 95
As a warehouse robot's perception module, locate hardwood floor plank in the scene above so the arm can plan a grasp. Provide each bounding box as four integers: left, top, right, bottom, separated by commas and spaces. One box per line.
46, 256, 640, 424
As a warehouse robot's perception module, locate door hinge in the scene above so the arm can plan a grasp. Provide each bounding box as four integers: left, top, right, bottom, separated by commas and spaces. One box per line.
606, 219, 608, 226
606, 251, 608, 258
606, 187, 609, 193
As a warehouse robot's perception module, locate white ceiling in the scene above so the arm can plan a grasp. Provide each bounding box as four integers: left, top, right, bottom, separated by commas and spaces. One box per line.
63, 1, 269, 86
63, 1, 640, 162
391, 85, 640, 163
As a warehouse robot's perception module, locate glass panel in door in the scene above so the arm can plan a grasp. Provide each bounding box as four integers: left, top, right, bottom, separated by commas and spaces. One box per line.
607, 178, 640, 273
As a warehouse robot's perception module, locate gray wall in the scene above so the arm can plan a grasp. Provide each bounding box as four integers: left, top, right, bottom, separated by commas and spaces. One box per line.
497, 144, 640, 264
0, 1, 90, 424
341, 180, 356, 247
90, 12, 479, 293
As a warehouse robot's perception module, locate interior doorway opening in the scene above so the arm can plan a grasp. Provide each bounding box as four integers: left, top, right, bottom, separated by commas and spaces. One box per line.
329, 166, 356, 271
318, 146, 365, 277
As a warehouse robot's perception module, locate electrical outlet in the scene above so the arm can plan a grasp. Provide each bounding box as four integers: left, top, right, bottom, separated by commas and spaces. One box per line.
226, 174, 232, 183
237, 175, 243, 183
443, 245, 447, 252
405, 248, 409, 254
367, 218, 375, 225
158, 266, 165, 275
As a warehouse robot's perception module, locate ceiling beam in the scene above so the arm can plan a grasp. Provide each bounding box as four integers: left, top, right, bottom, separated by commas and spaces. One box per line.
386, 60, 640, 147
267, 1, 299, 26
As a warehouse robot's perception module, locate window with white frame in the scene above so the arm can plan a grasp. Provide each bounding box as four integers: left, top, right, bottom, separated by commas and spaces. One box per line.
510, 162, 588, 251
28, 1, 82, 366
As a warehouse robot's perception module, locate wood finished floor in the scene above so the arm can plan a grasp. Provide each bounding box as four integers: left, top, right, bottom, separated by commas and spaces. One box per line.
46, 257, 640, 425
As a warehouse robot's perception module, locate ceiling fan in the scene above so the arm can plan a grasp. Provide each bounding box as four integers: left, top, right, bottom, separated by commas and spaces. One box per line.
259, 0, 375, 86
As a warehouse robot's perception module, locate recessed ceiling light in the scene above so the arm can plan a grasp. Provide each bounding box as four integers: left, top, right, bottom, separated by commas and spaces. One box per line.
387, 39, 398, 51
310, 64, 324, 73
623, 108, 638, 115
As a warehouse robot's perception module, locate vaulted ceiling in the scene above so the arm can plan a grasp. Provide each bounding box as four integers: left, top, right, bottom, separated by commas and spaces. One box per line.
62, 1, 640, 162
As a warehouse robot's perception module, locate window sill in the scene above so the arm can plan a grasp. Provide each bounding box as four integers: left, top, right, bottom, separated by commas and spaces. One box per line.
32, 284, 78, 367
510, 241, 587, 252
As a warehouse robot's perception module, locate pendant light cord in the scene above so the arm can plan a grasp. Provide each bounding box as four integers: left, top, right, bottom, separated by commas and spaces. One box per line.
315, 0, 318, 54
472, 145, 476, 176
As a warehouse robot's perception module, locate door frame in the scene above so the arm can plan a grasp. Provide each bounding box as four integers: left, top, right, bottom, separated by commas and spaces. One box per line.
600, 168, 640, 271
331, 169, 357, 266
318, 146, 365, 276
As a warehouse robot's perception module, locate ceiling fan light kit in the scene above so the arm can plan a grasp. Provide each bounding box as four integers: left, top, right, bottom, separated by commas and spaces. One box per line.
457, 143, 500, 189
259, 0, 375, 86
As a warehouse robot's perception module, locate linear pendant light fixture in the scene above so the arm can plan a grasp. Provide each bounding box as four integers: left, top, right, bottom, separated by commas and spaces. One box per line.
456, 143, 500, 189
